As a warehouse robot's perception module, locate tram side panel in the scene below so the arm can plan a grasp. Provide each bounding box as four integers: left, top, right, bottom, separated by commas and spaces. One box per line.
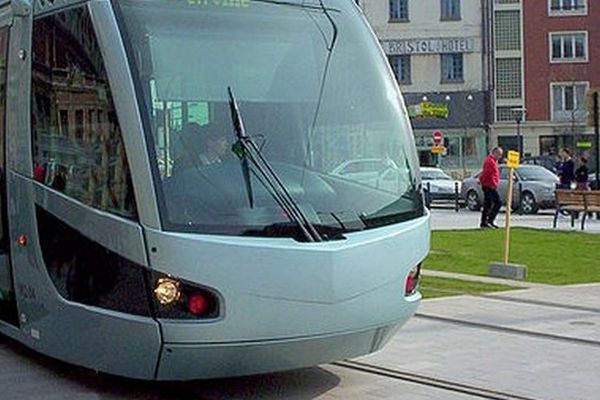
0, 5, 162, 379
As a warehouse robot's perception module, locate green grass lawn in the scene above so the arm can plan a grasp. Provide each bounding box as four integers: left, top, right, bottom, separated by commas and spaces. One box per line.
425, 228, 600, 285
420, 276, 521, 299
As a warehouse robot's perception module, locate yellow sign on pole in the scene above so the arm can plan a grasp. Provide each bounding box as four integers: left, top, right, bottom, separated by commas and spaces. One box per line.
504, 165, 516, 265
506, 150, 520, 169
431, 145, 445, 154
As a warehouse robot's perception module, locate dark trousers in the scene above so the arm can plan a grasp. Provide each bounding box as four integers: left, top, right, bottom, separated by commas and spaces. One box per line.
481, 187, 501, 226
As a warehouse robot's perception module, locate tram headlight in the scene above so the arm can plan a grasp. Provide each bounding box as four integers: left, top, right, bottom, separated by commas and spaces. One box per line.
154, 278, 181, 305
151, 273, 220, 319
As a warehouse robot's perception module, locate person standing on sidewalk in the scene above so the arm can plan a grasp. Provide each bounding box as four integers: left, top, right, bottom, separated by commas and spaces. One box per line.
558, 148, 575, 189
479, 147, 503, 229
575, 156, 590, 191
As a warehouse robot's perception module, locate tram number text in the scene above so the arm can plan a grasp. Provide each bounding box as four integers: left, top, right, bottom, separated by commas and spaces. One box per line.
18, 283, 37, 301
187, 0, 251, 8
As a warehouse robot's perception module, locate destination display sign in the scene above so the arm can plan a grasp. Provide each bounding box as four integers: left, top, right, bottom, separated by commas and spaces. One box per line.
382, 37, 476, 56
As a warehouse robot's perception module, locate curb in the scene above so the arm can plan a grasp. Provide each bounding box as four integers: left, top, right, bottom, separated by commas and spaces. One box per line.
422, 269, 553, 289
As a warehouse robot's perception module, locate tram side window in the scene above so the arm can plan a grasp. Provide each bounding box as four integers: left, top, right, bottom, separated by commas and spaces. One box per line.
31, 7, 137, 219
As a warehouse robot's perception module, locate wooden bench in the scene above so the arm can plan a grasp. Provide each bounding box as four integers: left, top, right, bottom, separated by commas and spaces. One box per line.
553, 190, 600, 230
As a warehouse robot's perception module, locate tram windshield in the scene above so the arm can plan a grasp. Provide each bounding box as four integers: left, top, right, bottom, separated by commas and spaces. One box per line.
118, 0, 423, 238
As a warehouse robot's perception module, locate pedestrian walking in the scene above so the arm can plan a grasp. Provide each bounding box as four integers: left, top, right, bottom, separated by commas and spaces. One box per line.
479, 147, 503, 229
575, 156, 590, 191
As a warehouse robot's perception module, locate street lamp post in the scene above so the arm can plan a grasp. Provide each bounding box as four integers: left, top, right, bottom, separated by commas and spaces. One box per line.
511, 108, 527, 158
516, 116, 522, 158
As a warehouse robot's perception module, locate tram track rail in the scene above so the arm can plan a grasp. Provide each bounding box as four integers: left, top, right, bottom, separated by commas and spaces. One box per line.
479, 293, 600, 314
333, 360, 542, 400
414, 312, 600, 348
417, 285, 600, 347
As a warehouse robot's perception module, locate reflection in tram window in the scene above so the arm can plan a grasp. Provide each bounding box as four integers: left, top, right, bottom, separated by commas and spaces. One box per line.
31, 7, 137, 219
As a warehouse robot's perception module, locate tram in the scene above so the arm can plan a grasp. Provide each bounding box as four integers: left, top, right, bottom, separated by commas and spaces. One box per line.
0, 0, 429, 380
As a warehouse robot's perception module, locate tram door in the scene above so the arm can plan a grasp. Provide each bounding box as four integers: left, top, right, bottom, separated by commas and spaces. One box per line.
0, 25, 16, 326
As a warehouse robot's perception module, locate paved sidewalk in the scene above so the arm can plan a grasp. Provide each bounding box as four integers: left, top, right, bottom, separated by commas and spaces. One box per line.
422, 268, 552, 288
431, 207, 600, 233
359, 283, 600, 400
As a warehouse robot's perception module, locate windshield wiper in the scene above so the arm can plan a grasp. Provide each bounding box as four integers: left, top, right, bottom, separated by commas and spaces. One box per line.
227, 87, 323, 243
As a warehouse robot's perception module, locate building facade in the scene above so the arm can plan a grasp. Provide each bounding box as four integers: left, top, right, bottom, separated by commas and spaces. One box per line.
360, 0, 492, 173
491, 0, 599, 165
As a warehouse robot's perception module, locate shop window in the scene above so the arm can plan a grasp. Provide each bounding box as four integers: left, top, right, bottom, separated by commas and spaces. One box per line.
31, 7, 137, 219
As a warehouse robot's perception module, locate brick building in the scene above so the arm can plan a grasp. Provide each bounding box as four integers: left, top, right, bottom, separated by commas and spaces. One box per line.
491, 0, 599, 165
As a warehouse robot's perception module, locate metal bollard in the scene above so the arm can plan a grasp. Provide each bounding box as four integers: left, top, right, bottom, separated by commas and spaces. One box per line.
426, 182, 431, 208
454, 181, 460, 212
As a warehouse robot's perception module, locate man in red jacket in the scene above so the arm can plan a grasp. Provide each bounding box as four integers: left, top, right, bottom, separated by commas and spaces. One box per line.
479, 147, 503, 228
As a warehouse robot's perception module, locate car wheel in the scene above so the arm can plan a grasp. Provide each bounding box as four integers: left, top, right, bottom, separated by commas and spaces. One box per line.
466, 190, 480, 211
520, 191, 538, 214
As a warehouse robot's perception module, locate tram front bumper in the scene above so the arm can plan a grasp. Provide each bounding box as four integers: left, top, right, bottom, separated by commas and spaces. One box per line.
155, 320, 407, 380
146, 214, 429, 380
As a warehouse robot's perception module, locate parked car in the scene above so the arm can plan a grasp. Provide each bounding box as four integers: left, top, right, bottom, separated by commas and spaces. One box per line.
461, 165, 559, 214
521, 155, 557, 173
420, 167, 461, 201
589, 173, 600, 190
330, 158, 410, 193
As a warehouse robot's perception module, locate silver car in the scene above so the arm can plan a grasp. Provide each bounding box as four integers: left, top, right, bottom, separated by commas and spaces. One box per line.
330, 158, 410, 193
421, 167, 461, 201
461, 165, 559, 214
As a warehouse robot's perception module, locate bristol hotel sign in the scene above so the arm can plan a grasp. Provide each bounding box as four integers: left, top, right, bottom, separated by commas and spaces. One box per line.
381, 37, 476, 55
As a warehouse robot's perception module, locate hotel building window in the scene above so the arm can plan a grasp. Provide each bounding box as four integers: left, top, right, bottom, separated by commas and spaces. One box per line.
441, 0, 461, 20
388, 55, 411, 84
389, 0, 409, 21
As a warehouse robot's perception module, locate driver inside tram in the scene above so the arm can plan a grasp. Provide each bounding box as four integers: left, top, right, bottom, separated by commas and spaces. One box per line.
198, 125, 229, 166
173, 122, 231, 173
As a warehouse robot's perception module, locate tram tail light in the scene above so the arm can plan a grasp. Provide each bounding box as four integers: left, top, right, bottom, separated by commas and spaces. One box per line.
152, 273, 220, 319
188, 293, 210, 316
404, 263, 421, 296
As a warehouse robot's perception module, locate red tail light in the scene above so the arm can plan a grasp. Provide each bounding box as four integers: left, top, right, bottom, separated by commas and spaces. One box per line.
188, 293, 210, 316
405, 264, 421, 296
